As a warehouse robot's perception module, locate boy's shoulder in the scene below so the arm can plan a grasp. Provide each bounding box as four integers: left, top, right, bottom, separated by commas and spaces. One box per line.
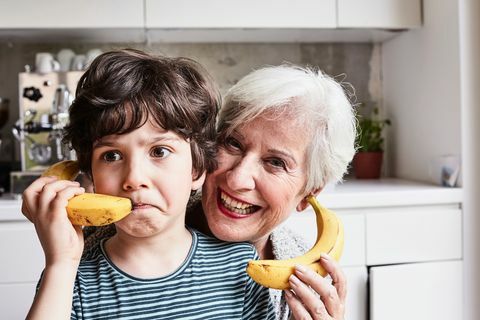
190, 228, 258, 260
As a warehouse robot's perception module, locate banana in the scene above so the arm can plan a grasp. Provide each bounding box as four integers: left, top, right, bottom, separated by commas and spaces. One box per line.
246, 196, 344, 290
41, 160, 80, 181
67, 193, 132, 226
41, 160, 132, 226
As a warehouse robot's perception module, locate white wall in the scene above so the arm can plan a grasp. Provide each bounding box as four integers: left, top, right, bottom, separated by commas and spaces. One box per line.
459, 0, 480, 319
382, 0, 462, 183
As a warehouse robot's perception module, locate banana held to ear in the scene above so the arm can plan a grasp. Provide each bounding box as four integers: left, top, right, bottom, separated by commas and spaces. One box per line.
41, 160, 132, 226
246, 196, 344, 290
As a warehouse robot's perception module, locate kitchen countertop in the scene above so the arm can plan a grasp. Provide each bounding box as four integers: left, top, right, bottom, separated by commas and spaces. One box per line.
317, 178, 463, 209
0, 178, 463, 222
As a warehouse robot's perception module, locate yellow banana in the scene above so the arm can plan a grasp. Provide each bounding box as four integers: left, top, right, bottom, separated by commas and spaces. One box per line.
41, 160, 132, 226
246, 196, 344, 290
41, 160, 80, 181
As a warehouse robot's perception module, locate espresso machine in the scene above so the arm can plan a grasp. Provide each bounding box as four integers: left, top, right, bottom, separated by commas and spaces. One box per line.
11, 70, 83, 192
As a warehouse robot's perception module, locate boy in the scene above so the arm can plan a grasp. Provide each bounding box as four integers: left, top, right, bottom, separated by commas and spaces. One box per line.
23, 49, 274, 319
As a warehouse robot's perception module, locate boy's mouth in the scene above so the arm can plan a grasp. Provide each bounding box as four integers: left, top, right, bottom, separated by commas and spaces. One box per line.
217, 189, 261, 216
132, 202, 154, 210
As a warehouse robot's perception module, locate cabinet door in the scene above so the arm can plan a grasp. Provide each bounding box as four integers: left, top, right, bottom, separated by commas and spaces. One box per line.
370, 261, 463, 320
146, 0, 336, 28
0, 0, 144, 28
338, 0, 422, 28
0, 222, 44, 282
343, 267, 367, 320
0, 282, 37, 319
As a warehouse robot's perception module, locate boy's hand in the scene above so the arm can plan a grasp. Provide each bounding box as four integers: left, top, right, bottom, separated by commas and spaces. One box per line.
22, 176, 86, 267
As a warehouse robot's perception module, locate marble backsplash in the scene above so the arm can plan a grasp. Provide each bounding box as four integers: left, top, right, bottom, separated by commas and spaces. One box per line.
0, 42, 381, 163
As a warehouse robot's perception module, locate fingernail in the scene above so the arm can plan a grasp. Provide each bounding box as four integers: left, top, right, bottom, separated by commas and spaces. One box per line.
289, 274, 299, 286
321, 253, 330, 262
295, 264, 307, 273
284, 290, 293, 298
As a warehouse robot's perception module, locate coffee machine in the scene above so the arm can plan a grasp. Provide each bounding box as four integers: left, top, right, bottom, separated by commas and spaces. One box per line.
13, 70, 83, 172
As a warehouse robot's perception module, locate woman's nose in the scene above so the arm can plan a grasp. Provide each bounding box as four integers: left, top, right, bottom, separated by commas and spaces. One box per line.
122, 160, 149, 191
225, 157, 256, 191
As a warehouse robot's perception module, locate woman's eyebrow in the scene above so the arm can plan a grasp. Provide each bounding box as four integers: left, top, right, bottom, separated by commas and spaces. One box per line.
267, 148, 297, 165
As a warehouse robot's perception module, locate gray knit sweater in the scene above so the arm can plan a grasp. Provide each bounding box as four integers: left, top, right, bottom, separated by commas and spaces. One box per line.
269, 226, 310, 320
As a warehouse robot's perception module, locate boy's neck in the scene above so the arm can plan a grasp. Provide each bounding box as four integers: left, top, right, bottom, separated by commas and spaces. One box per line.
104, 225, 193, 279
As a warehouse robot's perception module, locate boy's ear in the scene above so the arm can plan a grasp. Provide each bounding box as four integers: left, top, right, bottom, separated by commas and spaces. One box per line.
191, 171, 206, 191
296, 187, 323, 212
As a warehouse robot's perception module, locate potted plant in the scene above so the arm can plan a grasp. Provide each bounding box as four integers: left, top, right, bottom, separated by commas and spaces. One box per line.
353, 106, 391, 179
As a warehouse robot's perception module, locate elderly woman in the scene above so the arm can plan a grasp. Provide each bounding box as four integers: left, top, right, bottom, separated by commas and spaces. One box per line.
189, 64, 356, 320
25, 64, 356, 320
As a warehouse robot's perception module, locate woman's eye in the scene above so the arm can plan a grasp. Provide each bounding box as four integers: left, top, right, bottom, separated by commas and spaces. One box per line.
224, 137, 242, 150
267, 158, 287, 169
151, 146, 171, 158
102, 151, 122, 162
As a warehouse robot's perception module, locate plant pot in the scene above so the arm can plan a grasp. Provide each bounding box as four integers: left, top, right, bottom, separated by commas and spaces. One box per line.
353, 151, 383, 179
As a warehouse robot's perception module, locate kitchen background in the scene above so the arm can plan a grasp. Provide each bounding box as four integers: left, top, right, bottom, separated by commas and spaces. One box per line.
1, 0, 479, 320
0, 42, 379, 164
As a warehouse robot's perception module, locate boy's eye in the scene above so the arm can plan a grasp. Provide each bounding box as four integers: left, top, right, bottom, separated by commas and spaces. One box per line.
151, 146, 171, 158
103, 151, 122, 162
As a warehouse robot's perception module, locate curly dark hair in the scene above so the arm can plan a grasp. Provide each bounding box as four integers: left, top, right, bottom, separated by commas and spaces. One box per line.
63, 49, 220, 179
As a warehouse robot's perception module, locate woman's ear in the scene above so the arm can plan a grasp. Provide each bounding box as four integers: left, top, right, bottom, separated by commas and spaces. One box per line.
296, 187, 323, 212
191, 171, 206, 191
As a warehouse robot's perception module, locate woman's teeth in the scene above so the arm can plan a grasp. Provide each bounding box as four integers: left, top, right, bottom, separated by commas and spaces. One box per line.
220, 192, 257, 215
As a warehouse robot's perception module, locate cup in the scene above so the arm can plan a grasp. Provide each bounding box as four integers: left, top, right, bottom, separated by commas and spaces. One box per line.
71, 54, 86, 71
429, 154, 461, 187
57, 48, 75, 72
35, 52, 60, 74
85, 48, 103, 67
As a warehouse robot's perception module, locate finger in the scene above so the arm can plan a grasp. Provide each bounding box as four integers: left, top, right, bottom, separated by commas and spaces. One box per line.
321, 253, 347, 302
38, 180, 81, 218
294, 264, 341, 318
51, 186, 85, 213
289, 273, 328, 320
22, 176, 58, 221
284, 290, 313, 320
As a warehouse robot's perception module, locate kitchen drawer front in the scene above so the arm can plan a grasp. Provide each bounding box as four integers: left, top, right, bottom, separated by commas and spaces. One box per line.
283, 209, 365, 267
366, 207, 462, 265
369, 260, 463, 320
0, 282, 37, 319
0, 222, 44, 282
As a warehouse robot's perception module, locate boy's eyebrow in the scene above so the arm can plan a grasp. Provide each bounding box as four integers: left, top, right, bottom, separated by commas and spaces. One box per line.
93, 134, 184, 148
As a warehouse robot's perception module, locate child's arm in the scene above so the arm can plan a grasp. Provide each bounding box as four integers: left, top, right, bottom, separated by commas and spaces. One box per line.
22, 176, 85, 320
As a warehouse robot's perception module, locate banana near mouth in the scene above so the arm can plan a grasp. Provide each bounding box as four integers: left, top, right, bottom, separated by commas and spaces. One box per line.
219, 191, 259, 215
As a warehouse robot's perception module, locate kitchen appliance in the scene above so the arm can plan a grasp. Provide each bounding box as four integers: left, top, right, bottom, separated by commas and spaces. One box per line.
13, 70, 83, 172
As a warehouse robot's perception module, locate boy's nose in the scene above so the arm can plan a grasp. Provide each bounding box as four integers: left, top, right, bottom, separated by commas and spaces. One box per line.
225, 157, 256, 192
122, 160, 149, 191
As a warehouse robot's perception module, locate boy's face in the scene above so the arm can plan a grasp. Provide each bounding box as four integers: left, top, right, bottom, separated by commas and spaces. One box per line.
91, 120, 205, 238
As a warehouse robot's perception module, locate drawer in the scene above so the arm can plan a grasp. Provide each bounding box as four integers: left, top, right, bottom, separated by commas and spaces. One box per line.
366, 207, 462, 265
0, 222, 44, 282
283, 208, 365, 267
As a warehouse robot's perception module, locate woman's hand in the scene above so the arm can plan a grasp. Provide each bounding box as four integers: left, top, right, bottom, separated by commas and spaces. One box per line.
285, 254, 346, 320
22, 176, 86, 267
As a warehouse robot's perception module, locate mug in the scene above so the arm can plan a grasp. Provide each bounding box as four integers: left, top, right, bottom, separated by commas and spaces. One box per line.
57, 48, 75, 72
35, 52, 60, 74
71, 54, 86, 71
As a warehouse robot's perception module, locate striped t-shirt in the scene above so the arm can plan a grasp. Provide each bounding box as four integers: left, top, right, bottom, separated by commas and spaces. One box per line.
70, 228, 274, 319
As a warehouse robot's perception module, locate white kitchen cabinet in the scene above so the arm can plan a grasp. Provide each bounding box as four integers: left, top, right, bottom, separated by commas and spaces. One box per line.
344, 267, 368, 320
370, 261, 463, 320
338, 0, 422, 28
0, 221, 43, 318
145, 0, 337, 29
0, 0, 144, 28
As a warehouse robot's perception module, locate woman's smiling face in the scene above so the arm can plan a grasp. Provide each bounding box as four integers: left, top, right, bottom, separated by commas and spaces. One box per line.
202, 114, 311, 245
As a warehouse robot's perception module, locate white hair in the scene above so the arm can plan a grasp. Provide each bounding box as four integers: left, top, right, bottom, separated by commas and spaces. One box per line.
218, 64, 357, 192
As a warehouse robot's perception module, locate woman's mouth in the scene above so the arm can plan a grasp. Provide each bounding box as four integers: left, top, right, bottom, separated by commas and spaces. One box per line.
217, 189, 261, 217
